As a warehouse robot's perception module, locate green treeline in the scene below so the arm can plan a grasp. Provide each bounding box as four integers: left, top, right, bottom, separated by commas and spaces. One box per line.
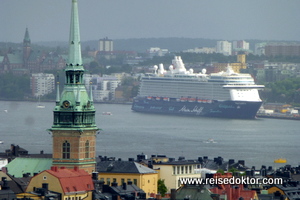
261, 78, 300, 105
0, 73, 31, 100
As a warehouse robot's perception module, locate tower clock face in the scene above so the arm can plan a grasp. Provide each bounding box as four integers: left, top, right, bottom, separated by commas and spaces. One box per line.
63, 100, 70, 108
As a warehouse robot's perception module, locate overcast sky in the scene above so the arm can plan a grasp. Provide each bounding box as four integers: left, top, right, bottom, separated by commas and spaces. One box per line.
1, 0, 300, 43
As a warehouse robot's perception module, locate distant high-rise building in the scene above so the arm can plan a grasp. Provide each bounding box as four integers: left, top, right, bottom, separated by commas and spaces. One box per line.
233, 40, 249, 50
255, 43, 267, 55
99, 37, 113, 52
30, 73, 55, 97
265, 43, 300, 56
147, 47, 169, 58
216, 41, 232, 56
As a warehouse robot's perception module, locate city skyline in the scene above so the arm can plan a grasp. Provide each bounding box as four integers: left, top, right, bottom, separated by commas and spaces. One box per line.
1, 0, 300, 43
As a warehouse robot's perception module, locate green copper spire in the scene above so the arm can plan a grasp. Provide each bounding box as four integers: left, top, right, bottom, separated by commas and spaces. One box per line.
23, 27, 31, 45
68, 0, 82, 67
51, 0, 97, 130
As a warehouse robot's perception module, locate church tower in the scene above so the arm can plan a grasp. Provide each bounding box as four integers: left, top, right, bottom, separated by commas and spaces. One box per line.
23, 27, 31, 64
50, 0, 98, 173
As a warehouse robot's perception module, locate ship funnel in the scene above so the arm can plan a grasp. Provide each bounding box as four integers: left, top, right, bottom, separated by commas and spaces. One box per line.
153, 65, 158, 74
169, 65, 174, 73
158, 63, 165, 75
172, 56, 186, 73
226, 64, 236, 75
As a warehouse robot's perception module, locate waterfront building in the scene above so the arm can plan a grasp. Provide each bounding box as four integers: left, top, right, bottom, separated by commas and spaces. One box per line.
30, 73, 55, 97
97, 160, 158, 198
0, 28, 66, 75
49, 0, 99, 173
216, 41, 232, 56
92, 75, 120, 102
83, 74, 121, 102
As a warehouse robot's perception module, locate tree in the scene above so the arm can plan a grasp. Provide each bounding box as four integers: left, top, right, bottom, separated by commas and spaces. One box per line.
216, 169, 225, 174
157, 179, 167, 197
88, 61, 104, 75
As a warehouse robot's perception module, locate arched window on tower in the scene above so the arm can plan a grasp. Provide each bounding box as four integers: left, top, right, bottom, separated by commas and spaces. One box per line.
85, 140, 89, 158
62, 141, 70, 159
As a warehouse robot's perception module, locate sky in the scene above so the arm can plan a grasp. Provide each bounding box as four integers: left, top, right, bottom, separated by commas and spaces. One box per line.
1, 0, 300, 43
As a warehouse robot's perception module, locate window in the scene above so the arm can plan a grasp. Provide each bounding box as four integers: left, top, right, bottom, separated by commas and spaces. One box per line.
62, 141, 70, 159
121, 179, 125, 184
43, 176, 47, 180
85, 140, 89, 158
134, 179, 137, 185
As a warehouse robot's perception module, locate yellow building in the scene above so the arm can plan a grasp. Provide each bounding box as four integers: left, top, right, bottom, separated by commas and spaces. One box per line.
152, 160, 202, 192
214, 54, 247, 73
97, 160, 158, 197
24, 166, 94, 200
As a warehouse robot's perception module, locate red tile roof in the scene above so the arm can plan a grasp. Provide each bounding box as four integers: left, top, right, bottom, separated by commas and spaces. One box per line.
46, 166, 94, 194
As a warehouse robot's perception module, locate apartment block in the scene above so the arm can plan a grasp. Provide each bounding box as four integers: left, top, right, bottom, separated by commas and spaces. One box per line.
216, 41, 232, 56
30, 73, 55, 97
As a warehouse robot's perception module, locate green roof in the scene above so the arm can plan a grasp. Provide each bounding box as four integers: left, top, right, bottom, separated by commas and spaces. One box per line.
7, 53, 23, 64
5, 157, 52, 178
176, 185, 214, 200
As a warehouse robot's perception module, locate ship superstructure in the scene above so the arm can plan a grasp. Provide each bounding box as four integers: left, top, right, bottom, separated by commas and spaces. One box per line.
132, 56, 264, 119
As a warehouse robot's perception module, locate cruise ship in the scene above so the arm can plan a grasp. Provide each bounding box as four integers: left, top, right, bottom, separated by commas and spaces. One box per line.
132, 56, 264, 119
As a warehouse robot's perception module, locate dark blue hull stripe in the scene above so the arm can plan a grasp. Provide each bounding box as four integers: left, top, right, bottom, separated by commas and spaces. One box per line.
131, 97, 262, 119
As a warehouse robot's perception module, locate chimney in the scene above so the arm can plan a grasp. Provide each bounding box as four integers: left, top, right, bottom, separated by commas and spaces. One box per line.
51, 166, 58, 172
1, 177, 9, 189
170, 189, 176, 200
156, 194, 162, 200
111, 182, 118, 187
122, 182, 127, 190
1, 167, 7, 174
235, 186, 241, 200
92, 172, 98, 180
238, 160, 245, 166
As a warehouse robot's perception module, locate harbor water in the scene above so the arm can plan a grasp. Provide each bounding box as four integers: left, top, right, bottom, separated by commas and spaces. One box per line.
0, 100, 298, 168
